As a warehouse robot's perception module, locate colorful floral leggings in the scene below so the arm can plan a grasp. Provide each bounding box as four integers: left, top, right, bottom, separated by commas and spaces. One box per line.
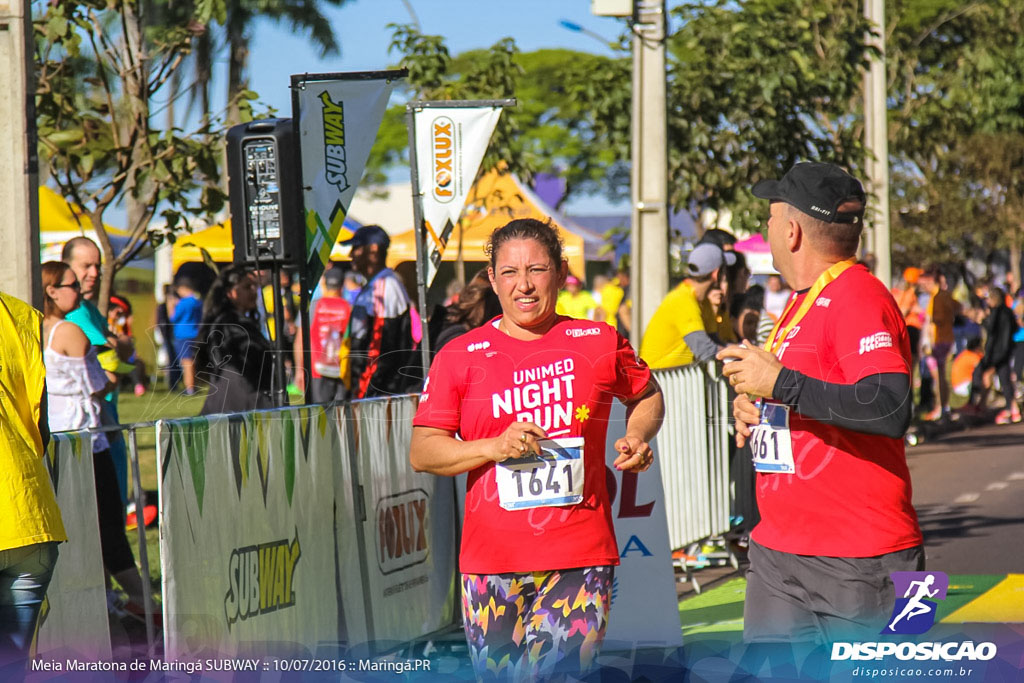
461, 565, 614, 681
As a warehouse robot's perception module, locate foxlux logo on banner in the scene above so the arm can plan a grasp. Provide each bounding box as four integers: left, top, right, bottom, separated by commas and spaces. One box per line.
831, 571, 997, 662
431, 117, 455, 203
377, 489, 429, 575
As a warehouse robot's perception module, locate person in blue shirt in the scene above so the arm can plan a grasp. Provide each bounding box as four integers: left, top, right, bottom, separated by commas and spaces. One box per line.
170, 275, 203, 395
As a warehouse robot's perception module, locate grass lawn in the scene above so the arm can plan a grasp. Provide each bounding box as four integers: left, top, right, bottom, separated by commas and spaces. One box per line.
118, 382, 206, 588
117, 380, 301, 587
118, 383, 207, 491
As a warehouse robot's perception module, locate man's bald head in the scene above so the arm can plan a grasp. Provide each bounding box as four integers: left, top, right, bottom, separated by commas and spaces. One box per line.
62, 236, 102, 300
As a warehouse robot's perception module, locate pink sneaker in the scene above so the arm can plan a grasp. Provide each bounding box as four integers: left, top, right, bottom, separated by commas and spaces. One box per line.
995, 410, 1012, 425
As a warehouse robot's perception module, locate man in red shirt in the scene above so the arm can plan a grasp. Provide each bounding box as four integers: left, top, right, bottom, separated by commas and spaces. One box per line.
309, 267, 352, 404
718, 162, 923, 644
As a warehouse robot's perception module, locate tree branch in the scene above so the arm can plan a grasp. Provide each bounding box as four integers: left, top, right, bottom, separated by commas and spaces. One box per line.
913, 2, 986, 47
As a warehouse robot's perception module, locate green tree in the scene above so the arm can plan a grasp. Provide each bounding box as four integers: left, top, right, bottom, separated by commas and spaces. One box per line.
888, 0, 1024, 283
376, 26, 635, 283
666, 1, 874, 231
378, 8, 876, 235
223, 0, 350, 125
371, 24, 630, 204
34, 0, 255, 312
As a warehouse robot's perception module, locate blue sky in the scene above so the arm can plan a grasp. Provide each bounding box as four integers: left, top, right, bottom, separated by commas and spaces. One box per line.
248, 0, 625, 115
242, 0, 630, 214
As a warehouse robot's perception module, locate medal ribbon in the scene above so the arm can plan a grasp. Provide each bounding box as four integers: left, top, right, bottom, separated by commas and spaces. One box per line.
763, 259, 857, 356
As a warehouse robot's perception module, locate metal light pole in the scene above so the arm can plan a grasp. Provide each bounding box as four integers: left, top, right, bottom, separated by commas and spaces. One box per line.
558, 19, 618, 50
863, 0, 891, 286
629, 0, 669, 345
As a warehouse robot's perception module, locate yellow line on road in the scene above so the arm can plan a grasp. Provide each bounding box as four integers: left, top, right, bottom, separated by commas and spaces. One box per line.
942, 574, 1024, 623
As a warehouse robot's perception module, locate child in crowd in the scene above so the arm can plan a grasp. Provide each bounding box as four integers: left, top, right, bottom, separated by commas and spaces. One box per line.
951, 337, 983, 402
170, 275, 203, 395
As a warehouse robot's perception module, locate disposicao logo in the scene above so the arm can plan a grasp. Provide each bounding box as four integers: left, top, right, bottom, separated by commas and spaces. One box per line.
883, 571, 947, 635
831, 571, 998, 663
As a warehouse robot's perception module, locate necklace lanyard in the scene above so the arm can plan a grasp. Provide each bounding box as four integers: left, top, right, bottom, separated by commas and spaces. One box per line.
764, 259, 857, 356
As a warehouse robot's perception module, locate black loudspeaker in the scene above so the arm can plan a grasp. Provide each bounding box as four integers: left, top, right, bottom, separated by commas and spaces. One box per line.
226, 119, 302, 264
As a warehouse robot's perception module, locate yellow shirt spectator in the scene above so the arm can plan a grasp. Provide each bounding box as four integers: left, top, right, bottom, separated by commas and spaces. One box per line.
640, 281, 705, 368
556, 276, 601, 320
0, 293, 67, 550
599, 278, 626, 329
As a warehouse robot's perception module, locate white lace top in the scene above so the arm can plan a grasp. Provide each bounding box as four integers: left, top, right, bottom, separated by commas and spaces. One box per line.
44, 320, 110, 451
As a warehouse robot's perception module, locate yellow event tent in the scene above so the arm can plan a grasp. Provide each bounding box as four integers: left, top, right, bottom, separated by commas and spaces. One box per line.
384, 169, 593, 277
170, 221, 235, 273
38, 186, 129, 262
171, 220, 357, 273
169, 169, 604, 278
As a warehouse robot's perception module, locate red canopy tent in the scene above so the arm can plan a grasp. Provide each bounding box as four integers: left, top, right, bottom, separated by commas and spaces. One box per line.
733, 234, 777, 275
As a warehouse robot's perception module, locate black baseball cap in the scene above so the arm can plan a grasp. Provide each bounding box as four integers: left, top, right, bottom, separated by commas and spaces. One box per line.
323, 267, 345, 288
341, 224, 390, 250
752, 162, 865, 224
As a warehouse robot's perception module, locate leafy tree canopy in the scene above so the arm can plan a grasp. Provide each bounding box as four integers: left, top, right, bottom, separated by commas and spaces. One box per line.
34, 0, 267, 310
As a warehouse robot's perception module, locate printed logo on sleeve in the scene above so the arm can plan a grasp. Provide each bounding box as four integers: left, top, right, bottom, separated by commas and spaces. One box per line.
859, 331, 894, 355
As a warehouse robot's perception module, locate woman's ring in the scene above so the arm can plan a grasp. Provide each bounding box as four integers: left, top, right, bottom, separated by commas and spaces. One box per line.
520, 433, 528, 443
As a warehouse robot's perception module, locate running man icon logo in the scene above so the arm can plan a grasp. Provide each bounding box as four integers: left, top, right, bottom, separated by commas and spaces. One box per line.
882, 571, 949, 635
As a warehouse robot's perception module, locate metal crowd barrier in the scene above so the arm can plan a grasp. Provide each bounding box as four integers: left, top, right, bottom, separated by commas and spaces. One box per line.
52, 365, 745, 651
651, 363, 734, 554
52, 421, 160, 656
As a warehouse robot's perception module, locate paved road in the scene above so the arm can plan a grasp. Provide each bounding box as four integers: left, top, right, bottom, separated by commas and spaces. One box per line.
906, 420, 1024, 575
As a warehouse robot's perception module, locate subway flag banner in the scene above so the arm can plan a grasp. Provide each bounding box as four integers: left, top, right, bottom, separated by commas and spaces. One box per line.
157, 408, 350, 657
413, 105, 503, 289
294, 72, 402, 292
38, 433, 110, 659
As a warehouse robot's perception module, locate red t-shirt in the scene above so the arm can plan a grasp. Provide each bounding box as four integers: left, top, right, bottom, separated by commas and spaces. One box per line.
310, 296, 352, 379
753, 264, 923, 557
413, 316, 652, 574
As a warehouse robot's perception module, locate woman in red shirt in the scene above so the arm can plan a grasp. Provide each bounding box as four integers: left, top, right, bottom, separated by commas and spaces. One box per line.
410, 219, 664, 680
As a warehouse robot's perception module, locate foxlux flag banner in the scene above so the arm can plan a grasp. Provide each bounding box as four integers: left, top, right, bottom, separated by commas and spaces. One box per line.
294, 72, 402, 292
414, 105, 503, 288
